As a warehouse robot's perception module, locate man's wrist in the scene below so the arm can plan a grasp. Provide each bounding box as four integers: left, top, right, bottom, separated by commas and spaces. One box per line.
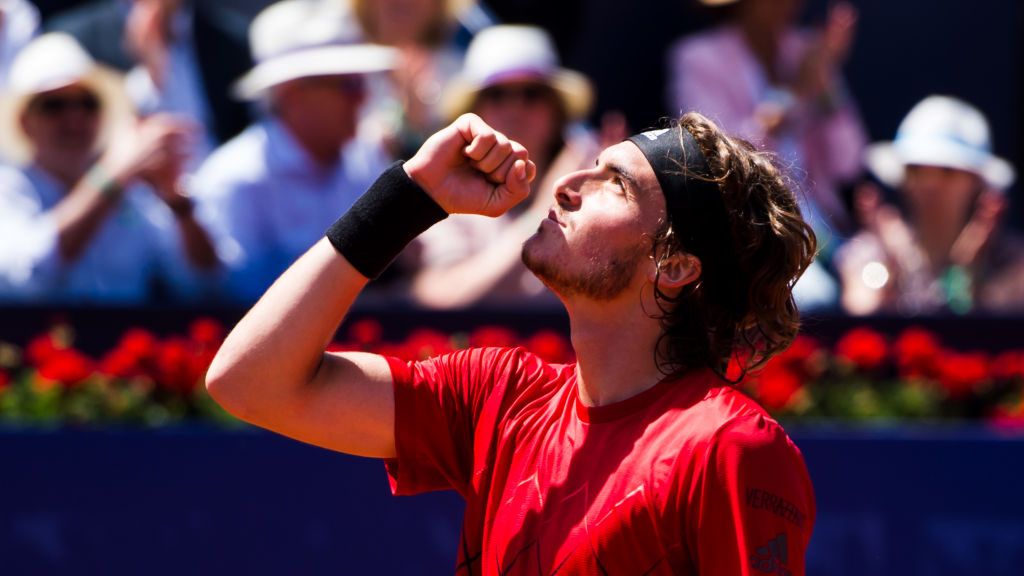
402, 154, 434, 197
84, 163, 127, 200
326, 161, 448, 279
166, 194, 195, 219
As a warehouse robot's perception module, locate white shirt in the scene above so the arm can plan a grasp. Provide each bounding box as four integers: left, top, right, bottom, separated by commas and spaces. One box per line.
0, 0, 39, 90
0, 164, 206, 304
191, 118, 390, 303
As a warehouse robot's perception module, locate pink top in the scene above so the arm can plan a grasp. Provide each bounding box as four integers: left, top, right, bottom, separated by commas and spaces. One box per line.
668, 25, 867, 236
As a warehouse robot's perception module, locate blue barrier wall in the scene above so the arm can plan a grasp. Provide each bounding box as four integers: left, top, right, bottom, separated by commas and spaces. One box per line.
3, 426, 1023, 575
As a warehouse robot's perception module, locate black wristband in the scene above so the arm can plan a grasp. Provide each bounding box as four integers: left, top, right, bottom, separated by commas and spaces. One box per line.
326, 161, 447, 279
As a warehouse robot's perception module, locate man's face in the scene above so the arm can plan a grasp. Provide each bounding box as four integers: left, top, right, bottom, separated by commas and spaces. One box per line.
276, 74, 366, 153
473, 80, 563, 164
20, 84, 102, 160
902, 164, 982, 226
522, 141, 666, 301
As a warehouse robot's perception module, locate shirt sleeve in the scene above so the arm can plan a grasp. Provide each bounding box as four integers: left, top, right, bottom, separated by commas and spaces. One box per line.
0, 168, 63, 297
383, 347, 531, 498
688, 415, 816, 575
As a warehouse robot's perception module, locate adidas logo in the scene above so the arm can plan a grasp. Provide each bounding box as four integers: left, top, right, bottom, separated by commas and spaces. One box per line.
749, 533, 792, 576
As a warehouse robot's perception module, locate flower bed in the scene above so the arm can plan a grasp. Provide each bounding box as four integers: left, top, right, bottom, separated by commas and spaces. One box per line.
1, 319, 1021, 426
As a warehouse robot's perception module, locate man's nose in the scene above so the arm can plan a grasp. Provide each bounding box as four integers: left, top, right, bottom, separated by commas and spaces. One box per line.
553, 169, 586, 210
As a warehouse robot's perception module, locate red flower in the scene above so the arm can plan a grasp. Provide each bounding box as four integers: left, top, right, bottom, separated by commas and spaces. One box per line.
988, 400, 1024, 429
753, 366, 803, 412
404, 329, 454, 360
347, 319, 383, 346
894, 327, 942, 379
0, 369, 10, 389
96, 328, 160, 379
367, 342, 401, 359
772, 335, 823, 378
120, 328, 158, 360
189, 318, 225, 348
326, 341, 361, 353
469, 326, 519, 349
835, 327, 888, 371
991, 351, 1024, 381
525, 330, 574, 364
936, 351, 989, 398
153, 337, 202, 394
37, 349, 94, 386
98, 348, 144, 379
25, 333, 62, 367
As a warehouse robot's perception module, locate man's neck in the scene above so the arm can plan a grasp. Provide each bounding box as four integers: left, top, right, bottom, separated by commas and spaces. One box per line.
566, 294, 669, 408
275, 117, 346, 171
35, 153, 93, 190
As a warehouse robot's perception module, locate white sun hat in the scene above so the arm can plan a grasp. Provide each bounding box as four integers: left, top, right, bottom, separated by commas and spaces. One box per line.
0, 32, 132, 164
865, 95, 1016, 190
441, 24, 594, 121
232, 0, 398, 101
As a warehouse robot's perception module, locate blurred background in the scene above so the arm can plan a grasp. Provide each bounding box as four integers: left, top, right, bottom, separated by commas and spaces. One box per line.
1, 0, 1023, 574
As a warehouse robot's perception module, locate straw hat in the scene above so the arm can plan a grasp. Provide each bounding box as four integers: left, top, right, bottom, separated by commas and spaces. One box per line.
440, 25, 594, 121
232, 0, 398, 101
0, 32, 131, 164
865, 95, 1016, 190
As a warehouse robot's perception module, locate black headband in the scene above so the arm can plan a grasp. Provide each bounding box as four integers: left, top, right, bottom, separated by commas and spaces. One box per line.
628, 125, 738, 301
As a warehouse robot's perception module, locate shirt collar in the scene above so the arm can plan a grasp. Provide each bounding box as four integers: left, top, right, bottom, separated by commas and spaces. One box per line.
263, 117, 343, 177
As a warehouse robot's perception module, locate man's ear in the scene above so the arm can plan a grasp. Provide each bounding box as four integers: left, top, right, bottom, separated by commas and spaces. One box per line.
648, 251, 701, 290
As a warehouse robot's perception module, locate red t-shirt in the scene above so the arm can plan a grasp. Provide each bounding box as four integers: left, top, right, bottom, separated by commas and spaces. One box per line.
385, 347, 815, 575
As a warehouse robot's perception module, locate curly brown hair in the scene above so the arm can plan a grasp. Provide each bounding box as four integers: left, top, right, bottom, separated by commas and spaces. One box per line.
650, 112, 817, 382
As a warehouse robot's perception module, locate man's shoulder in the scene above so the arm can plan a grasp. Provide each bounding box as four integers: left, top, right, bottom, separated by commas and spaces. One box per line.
0, 163, 33, 190
662, 373, 787, 450
414, 346, 570, 384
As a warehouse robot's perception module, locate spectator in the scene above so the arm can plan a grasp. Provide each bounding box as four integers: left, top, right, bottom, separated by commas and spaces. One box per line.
836, 95, 1024, 315
0, 0, 38, 93
46, 0, 253, 162
0, 33, 218, 304
354, 0, 483, 159
667, 0, 866, 240
190, 0, 396, 304
408, 24, 604, 309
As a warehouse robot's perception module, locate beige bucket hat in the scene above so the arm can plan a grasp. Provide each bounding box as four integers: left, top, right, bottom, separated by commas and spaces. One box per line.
0, 32, 132, 164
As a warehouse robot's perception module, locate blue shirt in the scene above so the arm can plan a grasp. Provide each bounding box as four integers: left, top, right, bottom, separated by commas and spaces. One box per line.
0, 164, 205, 304
190, 119, 389, 303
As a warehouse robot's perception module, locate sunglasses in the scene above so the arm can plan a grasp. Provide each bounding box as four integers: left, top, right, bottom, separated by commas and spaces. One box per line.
301, 75, 366, 96
31, 93, 102, 116
478, 83, 556, 106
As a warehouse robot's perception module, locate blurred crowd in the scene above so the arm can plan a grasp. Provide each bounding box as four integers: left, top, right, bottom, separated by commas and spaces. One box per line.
0, 0, 1021, 317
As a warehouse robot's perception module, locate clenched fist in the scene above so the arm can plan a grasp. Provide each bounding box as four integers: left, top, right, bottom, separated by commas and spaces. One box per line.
403, 114, 537, 217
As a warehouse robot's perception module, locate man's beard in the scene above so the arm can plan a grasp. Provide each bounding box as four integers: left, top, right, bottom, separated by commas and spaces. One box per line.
521, 238, 647, 302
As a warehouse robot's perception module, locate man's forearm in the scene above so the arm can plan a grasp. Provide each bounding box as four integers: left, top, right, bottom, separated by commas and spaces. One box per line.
205, 114, 533, 455
206, 163, 447, 423
52, 166, 124, 262
172, 205, 220, 270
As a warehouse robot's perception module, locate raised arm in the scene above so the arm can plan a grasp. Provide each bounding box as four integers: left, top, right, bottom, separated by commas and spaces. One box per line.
205, 114, 535, 458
